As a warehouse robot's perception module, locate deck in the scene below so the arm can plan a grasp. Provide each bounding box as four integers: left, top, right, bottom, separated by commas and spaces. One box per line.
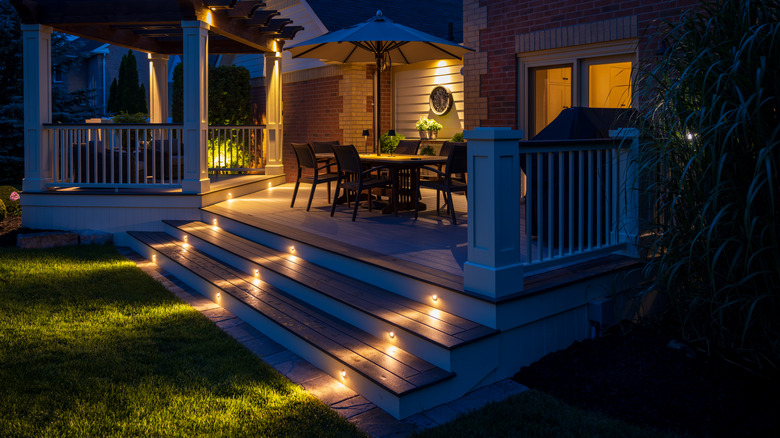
209, 182, 472, 277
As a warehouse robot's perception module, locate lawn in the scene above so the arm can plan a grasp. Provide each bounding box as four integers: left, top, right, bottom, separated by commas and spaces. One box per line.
0, 245, 364, 437
0, 243, 681, 437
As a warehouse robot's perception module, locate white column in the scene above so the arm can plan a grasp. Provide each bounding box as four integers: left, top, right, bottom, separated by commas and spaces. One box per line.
181, 21, 210, 193
264, 48, 284, 175
463, 127, 525, 298
148, 53, 169, 124
21, 24, 53, 193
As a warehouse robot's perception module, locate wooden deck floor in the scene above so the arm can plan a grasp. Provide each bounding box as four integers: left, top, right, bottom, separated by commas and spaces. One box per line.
210, 183, 469, 277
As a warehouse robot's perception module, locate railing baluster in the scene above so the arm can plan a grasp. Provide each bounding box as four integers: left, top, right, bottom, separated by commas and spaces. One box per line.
558, 151, 564, 257
536, 152, 543, 262
597, 149, 603, 247
524, 153, 532, 263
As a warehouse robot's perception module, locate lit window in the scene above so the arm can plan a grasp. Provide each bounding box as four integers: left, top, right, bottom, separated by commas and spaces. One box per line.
588, 61, 631, 108
529, 66, 572, 137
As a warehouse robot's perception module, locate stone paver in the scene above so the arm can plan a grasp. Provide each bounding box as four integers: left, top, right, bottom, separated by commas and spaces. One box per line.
119, 246, 529, 437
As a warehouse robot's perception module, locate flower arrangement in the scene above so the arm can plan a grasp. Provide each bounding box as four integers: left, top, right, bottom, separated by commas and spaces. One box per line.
415, 117, 443, 132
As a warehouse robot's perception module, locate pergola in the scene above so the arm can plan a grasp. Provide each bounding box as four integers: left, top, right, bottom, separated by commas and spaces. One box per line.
11, 0, 300, 193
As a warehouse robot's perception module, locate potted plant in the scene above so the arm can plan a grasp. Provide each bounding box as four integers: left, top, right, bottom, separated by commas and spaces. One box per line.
416, 116, 443, 140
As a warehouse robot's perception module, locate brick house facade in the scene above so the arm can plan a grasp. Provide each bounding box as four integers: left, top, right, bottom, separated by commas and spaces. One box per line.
462, 0, 698, 134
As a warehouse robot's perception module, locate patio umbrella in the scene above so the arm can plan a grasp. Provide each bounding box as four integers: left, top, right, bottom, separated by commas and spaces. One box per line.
286, 10, 474, 154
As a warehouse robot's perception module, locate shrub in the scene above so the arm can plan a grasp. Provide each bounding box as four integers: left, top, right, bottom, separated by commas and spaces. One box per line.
379, 132, 405, 154
0, 199, 6, 222
0, 185, 21, 216
450, 132, 464, 142
111, 111, 148, 124
634, 0, 780, 375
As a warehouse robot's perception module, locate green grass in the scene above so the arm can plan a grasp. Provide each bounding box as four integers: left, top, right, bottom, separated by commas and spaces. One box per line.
414, 390, 683, 438
0, 245, 684, 437
0, 245, 364, 437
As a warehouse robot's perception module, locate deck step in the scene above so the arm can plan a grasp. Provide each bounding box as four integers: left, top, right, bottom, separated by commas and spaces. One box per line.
128, 230, 455, 400
202, 204, 464, 291
163, 220, 496, 359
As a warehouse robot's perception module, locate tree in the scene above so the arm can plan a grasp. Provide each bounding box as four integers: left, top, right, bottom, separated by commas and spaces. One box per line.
0, 0, 98, 185
107, 50, 147, 115
171, 63, 252, 125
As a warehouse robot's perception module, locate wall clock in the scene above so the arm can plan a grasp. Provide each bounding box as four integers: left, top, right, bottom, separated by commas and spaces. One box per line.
429, 85, 453, 116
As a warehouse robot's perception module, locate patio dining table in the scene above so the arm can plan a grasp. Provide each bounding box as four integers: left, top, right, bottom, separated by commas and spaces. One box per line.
316, 153, 447, 215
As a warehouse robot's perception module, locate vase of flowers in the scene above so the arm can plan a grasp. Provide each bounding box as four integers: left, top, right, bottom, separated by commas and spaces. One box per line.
416, 117, 443, 140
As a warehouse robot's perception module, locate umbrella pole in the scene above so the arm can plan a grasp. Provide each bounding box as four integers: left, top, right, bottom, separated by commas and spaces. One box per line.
375, 55, 382, 156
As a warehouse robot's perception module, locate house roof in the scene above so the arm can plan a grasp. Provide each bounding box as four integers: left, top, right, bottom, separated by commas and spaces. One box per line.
306, 0, 463, 43
10, 0, 303, 54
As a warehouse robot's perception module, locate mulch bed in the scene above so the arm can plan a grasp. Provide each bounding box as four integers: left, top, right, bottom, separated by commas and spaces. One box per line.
514, 321, 779, 437
0, 215, 24, 247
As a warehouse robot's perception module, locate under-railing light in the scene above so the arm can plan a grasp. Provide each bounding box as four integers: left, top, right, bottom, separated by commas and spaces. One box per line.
216, 292, 221, 299
212, 218, 218, 227
183, 235, 188, 242
432, 294, 438, 302
289, 246, 295, 253
340, 369, 346, 379
254, 268, 260, 277
152, 254, 156, 263
389, 331, 395, 339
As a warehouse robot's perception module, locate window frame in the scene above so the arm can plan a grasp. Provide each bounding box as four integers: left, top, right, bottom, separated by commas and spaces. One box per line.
517, 39, 638, 138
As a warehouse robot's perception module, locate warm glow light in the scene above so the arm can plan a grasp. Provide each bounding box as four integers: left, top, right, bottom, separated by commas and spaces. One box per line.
254, 269, 260, 277
340, 370, 346, 378
252, 278, 261, 286
390, 347, 397, 355
152, 254, 156, 263
430, 308, 441, 318
213, 218, 218, 227
289, 246, 295, 253
227, 193, 232, 199
183, 235, 188, 242
216, 292, 221, 299
432, 294, 438, 302
389, 331, 395, 339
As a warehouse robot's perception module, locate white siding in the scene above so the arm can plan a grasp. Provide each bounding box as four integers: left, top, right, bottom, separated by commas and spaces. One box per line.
269, 0, 330, 73
393, 60, 464, 140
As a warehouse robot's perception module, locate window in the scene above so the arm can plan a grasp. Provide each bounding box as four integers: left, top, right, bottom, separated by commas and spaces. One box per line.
53, 68, 63, 83
529, 66, 572, 136
584, 60, 632, 108
519, 41, 637, 138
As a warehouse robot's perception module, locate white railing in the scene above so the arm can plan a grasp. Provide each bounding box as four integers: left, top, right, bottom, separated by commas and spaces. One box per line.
208, 125, 265, 173
463, 128, 638, 298
520, 138, 636, 268
46, 124, 184, 188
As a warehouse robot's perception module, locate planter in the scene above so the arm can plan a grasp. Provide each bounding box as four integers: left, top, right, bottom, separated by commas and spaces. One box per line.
418, 130, 438, 140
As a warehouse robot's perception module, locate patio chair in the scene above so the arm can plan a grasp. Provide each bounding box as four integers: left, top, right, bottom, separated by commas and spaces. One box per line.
291, 142, 339, 211
331, 144, 394, 221
311, 140, 340, 154
394, 139, 420, 155
415, 142, 467, 224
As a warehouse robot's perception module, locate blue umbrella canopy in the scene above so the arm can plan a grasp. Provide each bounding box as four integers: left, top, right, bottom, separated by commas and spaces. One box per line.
286, 10, 473, 65
286, 11, 473, 153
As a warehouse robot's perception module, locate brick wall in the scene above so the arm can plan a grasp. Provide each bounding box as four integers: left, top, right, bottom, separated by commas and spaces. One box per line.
275, 63, 390, 182
463, 0, 698, 129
